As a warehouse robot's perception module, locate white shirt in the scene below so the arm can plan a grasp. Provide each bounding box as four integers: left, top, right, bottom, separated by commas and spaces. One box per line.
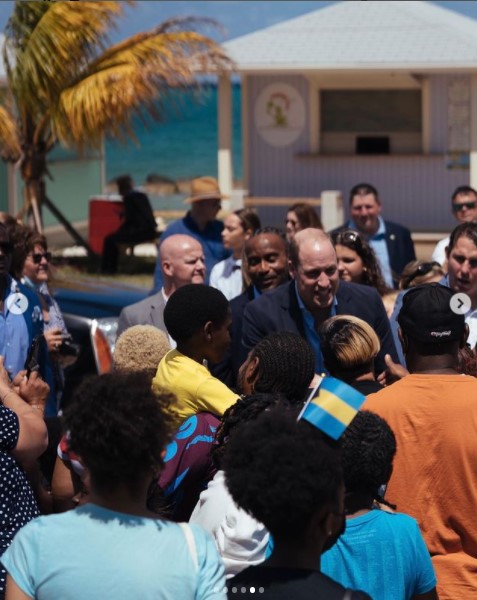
431, 237, 449, 266
161, 288, 176, 349
209, 257, 243, 301
190, 470, 269, 578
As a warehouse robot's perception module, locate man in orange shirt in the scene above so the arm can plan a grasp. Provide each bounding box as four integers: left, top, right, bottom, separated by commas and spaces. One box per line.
365, 283, 477, 599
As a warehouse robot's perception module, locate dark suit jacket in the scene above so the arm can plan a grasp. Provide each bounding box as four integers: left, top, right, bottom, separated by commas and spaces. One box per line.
210, 286, 255, 389
333, 220, 416, 286
117, 291, 167, 338
241, 280, 398, 374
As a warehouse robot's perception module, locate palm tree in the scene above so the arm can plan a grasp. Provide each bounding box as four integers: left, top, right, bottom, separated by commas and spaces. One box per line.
0, 0, 231, 251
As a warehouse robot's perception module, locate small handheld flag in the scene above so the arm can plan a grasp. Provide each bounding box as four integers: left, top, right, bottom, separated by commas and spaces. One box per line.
298, 376, 366, 440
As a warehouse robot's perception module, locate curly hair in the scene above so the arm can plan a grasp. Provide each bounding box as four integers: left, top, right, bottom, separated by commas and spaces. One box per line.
211, 392, 291, 468
64, 373, 174, 492
341, 411, 396, 507
114, 325, 170, 379
331, 229, 390, 296
242, 332, 315, 404
164, 284, 229, 343
224, 409, 342, 541
320, 315, 380, 381
5, 222, 36, 280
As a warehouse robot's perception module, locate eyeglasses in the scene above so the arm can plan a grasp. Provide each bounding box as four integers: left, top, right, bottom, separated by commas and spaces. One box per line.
452, 201, 477, 212
332, 230, 363, 250
0, 242, 13, 255
407, 261, 441, 285
31, 252, 52, 264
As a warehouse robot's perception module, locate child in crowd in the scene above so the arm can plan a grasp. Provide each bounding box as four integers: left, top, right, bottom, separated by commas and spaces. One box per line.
223, 408, 371, 599
1, 373, 226, 599
152, 284, 239, 427
321, 410, 437, 600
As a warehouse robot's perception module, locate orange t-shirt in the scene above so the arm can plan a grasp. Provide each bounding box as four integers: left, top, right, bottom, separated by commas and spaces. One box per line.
364, 374, 477, 600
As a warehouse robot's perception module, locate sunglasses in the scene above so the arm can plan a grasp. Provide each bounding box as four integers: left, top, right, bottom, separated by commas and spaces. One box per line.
452, 201, 477, 212
31, 252, 52, 264
407, 261, 441, 285
0, 242, 13, 255
332, 230, 363, 250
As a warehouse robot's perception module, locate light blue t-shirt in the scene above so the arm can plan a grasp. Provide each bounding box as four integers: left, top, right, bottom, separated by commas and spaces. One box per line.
321, 509, 436, 600
1, 503, 226, 600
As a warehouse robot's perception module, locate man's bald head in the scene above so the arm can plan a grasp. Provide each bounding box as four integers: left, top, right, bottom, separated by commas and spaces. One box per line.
159, 234, 205, 295
289, 228, 335, 270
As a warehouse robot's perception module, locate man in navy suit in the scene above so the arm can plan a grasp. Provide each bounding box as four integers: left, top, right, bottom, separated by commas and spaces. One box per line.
210, 227, 289, 388
242, 228, 398, 375
332, 183, 415, 288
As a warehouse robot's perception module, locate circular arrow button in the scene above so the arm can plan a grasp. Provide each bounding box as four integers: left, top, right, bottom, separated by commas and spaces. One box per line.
6, 293, 29, 315
450, 292, 471, 315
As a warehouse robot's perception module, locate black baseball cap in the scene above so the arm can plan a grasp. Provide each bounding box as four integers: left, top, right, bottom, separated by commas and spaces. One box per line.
398, 283, 466, 343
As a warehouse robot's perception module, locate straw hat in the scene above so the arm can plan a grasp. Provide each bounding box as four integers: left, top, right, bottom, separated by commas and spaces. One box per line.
185, 176, 228, 203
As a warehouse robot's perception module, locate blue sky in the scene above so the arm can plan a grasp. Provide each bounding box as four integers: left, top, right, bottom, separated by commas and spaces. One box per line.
1, 1, 477, 42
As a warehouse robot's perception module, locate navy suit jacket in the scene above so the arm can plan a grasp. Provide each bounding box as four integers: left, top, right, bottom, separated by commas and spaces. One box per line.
209, 286, 255, 389
241, 280, 398, 375
333, 220, 416, 287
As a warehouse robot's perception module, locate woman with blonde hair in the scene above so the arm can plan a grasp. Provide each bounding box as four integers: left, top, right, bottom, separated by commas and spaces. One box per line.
319, 315, 383, 394
399, 260, 445, 290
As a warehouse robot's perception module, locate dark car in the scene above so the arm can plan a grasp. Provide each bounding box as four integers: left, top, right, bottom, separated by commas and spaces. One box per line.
53, 278, 148, 405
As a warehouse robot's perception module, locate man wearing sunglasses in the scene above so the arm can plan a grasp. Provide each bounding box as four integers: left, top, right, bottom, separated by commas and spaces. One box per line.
431, 185, 477, 266
332, 183, 416, 289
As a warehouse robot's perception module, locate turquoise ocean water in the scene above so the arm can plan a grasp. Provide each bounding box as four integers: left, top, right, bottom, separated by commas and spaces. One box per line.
105, 84, 242, 210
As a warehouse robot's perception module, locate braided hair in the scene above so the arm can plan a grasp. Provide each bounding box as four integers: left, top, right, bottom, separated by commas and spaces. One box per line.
248, 332, 315, 404
342, 410, 396, 509
211, 392, 291, 468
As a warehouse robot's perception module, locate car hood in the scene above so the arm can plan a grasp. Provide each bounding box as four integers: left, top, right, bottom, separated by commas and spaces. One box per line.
53, 278, 148, 318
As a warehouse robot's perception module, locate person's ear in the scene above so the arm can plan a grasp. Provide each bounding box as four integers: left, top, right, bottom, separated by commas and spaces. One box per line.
288, 259, 296, 280
307, 505, 333, 546
162, 260, 173, 277
246, 356, 260, 389
204, 321, 213, 342
244, 228, 253, 241
460, 324, 470, 349
398, 327, 408, 355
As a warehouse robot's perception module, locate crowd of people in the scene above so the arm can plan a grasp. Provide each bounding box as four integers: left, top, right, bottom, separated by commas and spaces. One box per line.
0, 176, 476, 598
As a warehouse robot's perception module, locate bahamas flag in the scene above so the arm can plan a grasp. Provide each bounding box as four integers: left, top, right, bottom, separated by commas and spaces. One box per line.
298, 376, 365, 440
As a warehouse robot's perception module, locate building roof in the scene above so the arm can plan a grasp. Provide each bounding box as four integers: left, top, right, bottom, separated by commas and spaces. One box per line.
224, 1, 477, 72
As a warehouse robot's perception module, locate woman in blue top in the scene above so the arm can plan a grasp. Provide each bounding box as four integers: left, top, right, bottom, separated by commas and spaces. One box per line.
1, 372, 226, 600
321, 411, 438, 600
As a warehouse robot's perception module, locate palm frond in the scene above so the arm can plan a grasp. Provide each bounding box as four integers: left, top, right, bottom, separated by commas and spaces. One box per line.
54, 27, 232, 148
5, 1, 130, 113
0, 105, 21, 162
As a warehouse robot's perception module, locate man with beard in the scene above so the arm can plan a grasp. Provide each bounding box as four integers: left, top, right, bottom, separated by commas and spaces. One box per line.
0, 224, 44, 380
210, 227, 289, 387
242, 228, 398, 375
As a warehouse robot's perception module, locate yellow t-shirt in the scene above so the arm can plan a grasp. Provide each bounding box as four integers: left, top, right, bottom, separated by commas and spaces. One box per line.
152, 349, 239, 428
